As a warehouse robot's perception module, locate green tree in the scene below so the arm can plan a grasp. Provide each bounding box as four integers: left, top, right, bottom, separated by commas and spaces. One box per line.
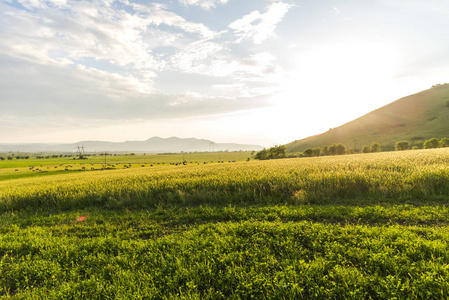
255, 149, 269, 160
330, 143, 346, 155
322, 145, 330, 156
274, 145, 287, 159
439, 138, 449, 148
395, 141, 410, 151
303, 148, 314, 157
362, 146, 370, 153
254, 145, 286, 160
347, 148, 354, 154
423, 138, 439, 149
304, 147, 321, 157
370, 142, 381, 152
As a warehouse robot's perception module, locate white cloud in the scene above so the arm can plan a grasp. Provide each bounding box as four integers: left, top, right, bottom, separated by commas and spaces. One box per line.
0, 0, 293, 143
0, 55, 267, 122
0, 0, 287, 106
168, 39, 228, 75
229, 2, 293, 44
0, 1, 217, 71
179, 0, 229, 10
131, 3, 216, 38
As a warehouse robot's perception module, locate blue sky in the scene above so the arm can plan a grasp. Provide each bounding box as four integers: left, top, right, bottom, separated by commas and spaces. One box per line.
1, 0, 449, 146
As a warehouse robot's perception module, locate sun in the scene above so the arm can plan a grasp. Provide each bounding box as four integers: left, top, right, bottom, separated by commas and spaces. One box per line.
268, 40, 401, 141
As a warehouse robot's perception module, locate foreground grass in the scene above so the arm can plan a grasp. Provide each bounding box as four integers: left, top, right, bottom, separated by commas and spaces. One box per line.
1, 149, 449, 298
2, 207, 449, 299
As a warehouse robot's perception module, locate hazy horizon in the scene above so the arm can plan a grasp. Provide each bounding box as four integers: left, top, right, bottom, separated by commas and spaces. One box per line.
1, 0, 449, 147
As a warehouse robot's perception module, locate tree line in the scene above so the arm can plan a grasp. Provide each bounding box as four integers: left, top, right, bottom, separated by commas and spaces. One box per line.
395, 138, 449, 151
0, 155, 30, 160
254, 137, 449, 160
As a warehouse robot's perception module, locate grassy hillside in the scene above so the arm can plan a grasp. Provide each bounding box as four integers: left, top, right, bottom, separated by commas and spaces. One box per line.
286, 84, 449, 152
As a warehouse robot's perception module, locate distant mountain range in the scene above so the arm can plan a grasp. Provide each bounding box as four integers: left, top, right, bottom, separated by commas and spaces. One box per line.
0, 137, 264, 153
286, 84, 449, 152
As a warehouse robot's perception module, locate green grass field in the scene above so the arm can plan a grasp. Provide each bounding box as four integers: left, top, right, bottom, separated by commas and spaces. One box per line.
0, 152, 252, 181
1, 149, 449, 298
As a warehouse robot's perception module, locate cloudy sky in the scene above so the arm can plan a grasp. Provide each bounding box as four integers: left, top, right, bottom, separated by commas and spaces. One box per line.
1, 0, 449, 146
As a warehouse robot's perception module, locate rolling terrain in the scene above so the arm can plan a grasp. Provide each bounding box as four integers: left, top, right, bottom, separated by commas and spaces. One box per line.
286, 84, 449, 152
0, 136, 263, 153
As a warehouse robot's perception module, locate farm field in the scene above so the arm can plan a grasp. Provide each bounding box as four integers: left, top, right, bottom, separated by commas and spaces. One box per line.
0, 152, 252, 181
1, 149, 449, 298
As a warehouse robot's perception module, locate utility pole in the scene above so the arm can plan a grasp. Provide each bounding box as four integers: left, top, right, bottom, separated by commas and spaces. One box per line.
76, 145, 85, 159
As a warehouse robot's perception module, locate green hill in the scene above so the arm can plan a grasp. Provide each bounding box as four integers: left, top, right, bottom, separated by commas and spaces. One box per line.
286, 84, 449, 152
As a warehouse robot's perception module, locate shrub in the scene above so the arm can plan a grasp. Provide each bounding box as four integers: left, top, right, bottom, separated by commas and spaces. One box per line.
370, 142, 381, 152
329, 143, 346, 155
304, 148, 321, 157
423, 138, 440, 149
255, 149, 269, 160
303, 148, 314, 157
395, 141, 410, 151
440, 138, 449, 148
362, 146, 370, 153
255, 145, 286, 160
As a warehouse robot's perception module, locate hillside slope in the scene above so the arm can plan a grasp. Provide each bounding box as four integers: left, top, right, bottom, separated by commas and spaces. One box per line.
286, 84, 449, 152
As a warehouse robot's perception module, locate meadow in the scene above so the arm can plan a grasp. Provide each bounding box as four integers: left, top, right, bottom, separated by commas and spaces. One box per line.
1, 149, 449, 299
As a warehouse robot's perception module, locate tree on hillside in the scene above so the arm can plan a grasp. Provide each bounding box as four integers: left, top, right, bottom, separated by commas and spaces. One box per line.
322, 145, 330, 156
440, 138, 449, 148
304, 147, 321, 157
395, 141, 410, 151
273, 145, 287, 159
303, 148, 314, 157
362, 146, 370, 153
423, 138, 440, 149
328, 143, 346, 155
432, 83, 449, 88
370, 142, 381, 152
254, 145, 286, 160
